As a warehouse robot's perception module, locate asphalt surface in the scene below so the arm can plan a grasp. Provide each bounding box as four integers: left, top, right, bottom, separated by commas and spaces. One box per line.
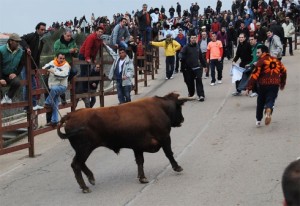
0, 49, 299, 206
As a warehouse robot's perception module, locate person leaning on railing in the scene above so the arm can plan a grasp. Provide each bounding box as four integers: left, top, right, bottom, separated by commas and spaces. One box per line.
0, 33, 25, 104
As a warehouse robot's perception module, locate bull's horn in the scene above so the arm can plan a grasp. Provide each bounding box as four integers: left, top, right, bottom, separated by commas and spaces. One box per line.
179, 96, 197, 101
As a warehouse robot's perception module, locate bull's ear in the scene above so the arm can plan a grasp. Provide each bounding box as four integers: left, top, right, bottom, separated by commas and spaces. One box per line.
165, 92, 180, 99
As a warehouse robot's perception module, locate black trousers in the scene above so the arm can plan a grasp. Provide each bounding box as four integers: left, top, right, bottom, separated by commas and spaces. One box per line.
283, 37, 293, 55
183, 68, 205, 97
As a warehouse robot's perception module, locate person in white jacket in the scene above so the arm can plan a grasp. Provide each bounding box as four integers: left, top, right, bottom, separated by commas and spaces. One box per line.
282, 16, 295, 56
42, 53, 70, 126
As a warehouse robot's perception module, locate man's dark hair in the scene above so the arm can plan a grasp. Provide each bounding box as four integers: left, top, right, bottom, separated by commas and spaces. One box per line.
250, 34, 257, 40
282, 159, 300, 206
35, 22, 46, 30
56, 52, 65, 58
118, 47, 126, 53
257, 44, 269, 53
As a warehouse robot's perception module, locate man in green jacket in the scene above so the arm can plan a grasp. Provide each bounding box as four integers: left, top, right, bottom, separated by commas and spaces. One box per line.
54, 28, 78, 80
244, 35, 262, 97
0, 33, 25, 104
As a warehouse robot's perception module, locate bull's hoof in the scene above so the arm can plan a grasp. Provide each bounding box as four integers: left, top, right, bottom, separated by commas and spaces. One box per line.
173, 166, 183, 172
139, 177, 149, 184
88, 178, 95, 185
82, 187, 91, 193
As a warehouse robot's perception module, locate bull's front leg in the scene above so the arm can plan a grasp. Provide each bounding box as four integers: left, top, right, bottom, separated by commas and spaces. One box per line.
162, 136, 183, 172
133, 150, 149, 183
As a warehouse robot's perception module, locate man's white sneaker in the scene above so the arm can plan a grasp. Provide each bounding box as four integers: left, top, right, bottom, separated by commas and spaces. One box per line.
33, 105, 44, 111
256, 121, 261, 127
170, 75, 174, 79
198, 96, 205, 102
232, 91, 241, 96
165, 77, 169, 80
250, 92, 258, 97
210, 82, 216, 86
1, 94, 12, 104
217, 80, 222, 84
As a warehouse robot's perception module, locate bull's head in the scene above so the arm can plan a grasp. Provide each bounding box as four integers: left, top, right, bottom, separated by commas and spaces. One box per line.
164, 92, 193, 127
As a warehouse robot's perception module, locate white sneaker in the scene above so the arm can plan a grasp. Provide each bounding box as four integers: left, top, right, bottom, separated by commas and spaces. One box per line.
33, 105, 44, 111
198, 96, 205, 102
1, 94, 12, 104
165, 77, 169, 80
249, 92, 258, 97
210, 82, 216, 86
217, 80, 222, 84
170, 75, 174, 79
256, 121, 261, 127
232, 91, 241, 96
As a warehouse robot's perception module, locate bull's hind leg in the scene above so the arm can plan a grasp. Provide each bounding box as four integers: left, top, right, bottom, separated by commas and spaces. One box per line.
71, 148, 94, 193
71, 155, 90, 193
162, 136, 183, 172
82, 163, 95, 185
133, 150, 149, 183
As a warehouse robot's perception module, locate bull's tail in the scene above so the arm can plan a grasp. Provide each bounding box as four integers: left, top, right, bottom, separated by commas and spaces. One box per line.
57, 115, 69, 139
57, 114, 85, 140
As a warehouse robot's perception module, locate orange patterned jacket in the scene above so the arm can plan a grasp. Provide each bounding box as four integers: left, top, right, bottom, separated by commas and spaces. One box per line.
247, 53, 287, 91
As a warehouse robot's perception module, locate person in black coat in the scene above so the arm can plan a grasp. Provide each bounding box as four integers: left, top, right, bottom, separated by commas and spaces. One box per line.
20, 22, 47, 111
232, 32, 252, 96
254, 22, 267, 44
176, 2, 181, 18
180, 34, 205, 101
269, 20, 284, 44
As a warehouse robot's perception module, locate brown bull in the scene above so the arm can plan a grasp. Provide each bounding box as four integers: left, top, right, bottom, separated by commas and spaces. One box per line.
57, 92, 188, 193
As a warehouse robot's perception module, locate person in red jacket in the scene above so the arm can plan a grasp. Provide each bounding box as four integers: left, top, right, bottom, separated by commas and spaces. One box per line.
79, 26, 104, 63
246, 45, 287, 127
77, 26, 104, 107
211, 18, 220, 33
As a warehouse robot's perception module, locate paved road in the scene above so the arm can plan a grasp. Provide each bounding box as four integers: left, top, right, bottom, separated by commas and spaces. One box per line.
0, 50, 299, 206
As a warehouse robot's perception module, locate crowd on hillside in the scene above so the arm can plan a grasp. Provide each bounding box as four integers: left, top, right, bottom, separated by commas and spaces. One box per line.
47, 0, 300, 38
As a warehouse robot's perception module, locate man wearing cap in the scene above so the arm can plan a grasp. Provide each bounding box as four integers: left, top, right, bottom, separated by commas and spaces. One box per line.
150, 34, 181, 79
0, 33, 25, 104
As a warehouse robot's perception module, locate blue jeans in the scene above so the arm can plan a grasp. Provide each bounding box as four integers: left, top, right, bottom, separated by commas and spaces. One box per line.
21, 67, 37, 106
256, 85, 279, 121
116, 81, 131, 104
44, 85, 67, 123
166, 56, 175, 79
140, 26, 152, 45
209, 59, 223, 83
118, 41, 128, 49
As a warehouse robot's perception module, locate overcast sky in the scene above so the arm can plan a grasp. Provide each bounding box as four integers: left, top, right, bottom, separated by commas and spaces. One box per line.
0, 0, 231, 35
